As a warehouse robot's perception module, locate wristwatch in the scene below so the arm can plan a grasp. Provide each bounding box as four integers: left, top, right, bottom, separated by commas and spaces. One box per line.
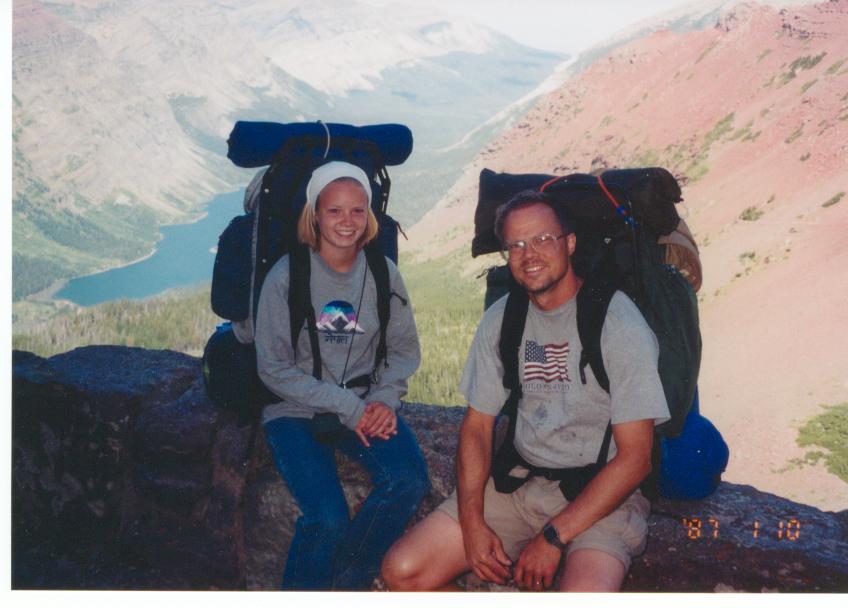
542, 522, 568, 551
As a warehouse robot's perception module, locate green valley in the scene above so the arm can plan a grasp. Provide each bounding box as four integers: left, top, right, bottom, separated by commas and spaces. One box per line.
13, 257, 488, 408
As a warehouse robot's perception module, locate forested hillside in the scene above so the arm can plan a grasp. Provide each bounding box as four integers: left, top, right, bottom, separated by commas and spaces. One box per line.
13, 256, 487, 407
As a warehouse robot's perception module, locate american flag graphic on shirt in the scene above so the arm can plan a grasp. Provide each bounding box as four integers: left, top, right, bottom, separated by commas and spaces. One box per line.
524, 340, 570, 383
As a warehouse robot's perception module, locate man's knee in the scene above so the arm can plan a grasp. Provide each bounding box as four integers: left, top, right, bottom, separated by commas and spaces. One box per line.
559, 549, 627, 592
381, 510, 467, 591
380, 540, 427, 590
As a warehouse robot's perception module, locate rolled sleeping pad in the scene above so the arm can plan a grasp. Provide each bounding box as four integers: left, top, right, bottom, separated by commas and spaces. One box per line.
473, 169, 553, 257
473, 167, 683, 257
227, 121, 414, 168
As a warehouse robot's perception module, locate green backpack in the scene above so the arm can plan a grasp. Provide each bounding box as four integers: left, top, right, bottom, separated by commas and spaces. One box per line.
476, 168, 702, 500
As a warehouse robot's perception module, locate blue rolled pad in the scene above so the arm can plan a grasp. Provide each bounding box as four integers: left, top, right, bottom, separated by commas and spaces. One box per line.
227, 121, 414, 168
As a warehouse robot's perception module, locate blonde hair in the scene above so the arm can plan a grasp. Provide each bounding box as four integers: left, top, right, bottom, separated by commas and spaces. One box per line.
297, 177, 380, 251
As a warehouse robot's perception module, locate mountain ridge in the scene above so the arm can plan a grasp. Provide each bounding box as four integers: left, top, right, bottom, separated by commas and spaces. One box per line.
12, 0, 563, 300
404, 0, 848, 512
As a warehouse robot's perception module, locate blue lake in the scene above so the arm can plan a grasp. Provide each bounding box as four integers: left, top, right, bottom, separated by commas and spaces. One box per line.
55, 189, 245, 306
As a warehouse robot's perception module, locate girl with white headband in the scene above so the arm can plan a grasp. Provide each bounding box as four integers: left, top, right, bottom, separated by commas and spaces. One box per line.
254, 160, 428, 590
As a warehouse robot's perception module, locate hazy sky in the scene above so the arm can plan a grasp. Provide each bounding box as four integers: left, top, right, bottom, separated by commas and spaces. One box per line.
364, 0, 708, 54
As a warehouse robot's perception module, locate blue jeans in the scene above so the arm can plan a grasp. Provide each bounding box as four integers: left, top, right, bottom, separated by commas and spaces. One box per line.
264, 414, 429, 590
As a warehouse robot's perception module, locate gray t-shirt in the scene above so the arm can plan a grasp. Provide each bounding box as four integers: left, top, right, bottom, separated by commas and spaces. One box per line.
460, 291, 670, 469
255, 248, 420, 430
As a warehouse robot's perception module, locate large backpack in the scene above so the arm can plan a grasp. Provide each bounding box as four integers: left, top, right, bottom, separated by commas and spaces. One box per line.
474, 167, 726, 500
202, 121, 413, 426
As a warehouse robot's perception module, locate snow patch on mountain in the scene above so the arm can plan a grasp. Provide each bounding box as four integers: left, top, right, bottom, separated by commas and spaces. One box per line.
246, 1, 498, 95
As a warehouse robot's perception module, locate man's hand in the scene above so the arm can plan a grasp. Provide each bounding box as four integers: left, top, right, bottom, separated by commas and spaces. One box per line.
461, 519, 513, 585
513, 533, 562, 590
353, 402, 396, 446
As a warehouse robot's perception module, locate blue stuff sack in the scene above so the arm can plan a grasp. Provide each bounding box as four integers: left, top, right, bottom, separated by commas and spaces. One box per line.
660, 390, 729, 500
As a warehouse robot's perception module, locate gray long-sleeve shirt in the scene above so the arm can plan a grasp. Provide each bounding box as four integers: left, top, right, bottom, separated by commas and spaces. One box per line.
255, 248, 420, 430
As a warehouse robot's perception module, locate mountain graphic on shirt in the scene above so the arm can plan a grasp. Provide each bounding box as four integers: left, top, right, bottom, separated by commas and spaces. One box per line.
316, 300, 364, 334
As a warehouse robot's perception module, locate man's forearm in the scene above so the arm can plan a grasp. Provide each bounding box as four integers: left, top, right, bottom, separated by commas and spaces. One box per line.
550, 452, 649, 541
456, 411, 495, 527
549, 420, 654, 543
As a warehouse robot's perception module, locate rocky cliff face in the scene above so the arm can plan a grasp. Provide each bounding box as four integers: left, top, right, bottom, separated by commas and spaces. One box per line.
12, 346, 848, 591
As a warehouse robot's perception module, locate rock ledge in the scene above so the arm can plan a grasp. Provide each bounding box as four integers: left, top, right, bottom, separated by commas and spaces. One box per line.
12, 346, 848, 591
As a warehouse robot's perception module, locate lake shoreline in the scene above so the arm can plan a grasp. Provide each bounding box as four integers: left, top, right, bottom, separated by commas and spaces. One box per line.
29, 241, 164, 305
28, 190, 244, 307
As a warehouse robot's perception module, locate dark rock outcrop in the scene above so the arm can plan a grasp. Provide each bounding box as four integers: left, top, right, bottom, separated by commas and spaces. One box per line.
11, 346, 848, 591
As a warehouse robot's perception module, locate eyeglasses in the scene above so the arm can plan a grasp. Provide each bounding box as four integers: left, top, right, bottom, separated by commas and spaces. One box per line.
501, 233, 564, 260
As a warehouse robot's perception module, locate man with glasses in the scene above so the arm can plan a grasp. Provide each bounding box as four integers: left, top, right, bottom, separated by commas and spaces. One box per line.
381, 190, 669, 591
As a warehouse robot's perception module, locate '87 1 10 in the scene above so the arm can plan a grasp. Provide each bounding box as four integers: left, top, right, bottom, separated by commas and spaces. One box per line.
681, 516, 802, 541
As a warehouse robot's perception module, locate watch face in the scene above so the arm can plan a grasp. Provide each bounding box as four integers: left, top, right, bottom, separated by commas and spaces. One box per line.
543, 523, 564, 548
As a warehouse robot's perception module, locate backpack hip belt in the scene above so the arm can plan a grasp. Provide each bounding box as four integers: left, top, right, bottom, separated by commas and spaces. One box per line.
492, 420, 613, 502
491, 283, 615, 502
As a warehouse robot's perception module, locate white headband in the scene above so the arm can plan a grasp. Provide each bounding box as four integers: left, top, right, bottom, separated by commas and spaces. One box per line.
305, 161, 372, 210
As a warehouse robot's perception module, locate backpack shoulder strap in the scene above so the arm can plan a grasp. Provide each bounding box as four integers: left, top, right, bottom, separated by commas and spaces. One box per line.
498, 286, 529, 431
499, 288, 529, 395
576, 278, 617, 393
253, 142, 317, 323
363, 241, 391, 371
288, 244, 322, 380
491, 287, 530, 492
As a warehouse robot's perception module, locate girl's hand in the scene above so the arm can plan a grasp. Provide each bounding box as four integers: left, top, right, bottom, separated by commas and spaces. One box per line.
361, 402, 397, 441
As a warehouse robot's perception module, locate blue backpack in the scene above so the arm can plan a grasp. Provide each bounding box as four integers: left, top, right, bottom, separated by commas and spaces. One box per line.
212, 120, 412, 323
202, 121, 413, 425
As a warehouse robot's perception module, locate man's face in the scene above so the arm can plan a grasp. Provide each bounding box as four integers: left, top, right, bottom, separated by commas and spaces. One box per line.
502, 203, 576, 301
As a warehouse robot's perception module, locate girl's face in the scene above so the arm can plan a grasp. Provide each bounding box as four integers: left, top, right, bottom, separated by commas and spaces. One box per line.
315, 179, 369, 256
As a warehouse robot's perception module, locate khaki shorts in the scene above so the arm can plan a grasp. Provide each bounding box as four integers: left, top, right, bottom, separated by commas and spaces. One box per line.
438, 476, 650, 571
